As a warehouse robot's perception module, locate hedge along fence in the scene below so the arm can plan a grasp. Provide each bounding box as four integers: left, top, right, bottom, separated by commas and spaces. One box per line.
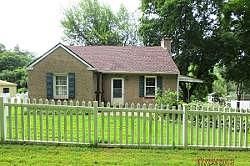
0, 97, 250, 150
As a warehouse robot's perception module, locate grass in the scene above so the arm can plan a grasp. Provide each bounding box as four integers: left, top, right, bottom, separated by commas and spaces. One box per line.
0, 144, 250, 165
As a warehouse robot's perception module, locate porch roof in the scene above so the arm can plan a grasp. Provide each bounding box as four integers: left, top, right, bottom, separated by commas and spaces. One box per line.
178, 75, 203, 83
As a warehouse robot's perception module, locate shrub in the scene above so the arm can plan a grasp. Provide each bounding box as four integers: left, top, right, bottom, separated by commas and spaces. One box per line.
155, 89, 181, 107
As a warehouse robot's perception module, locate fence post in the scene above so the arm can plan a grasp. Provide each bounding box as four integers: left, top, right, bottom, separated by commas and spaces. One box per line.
0, 97, 6, 142
182, 104, 187, 148
93, 101, 98, 146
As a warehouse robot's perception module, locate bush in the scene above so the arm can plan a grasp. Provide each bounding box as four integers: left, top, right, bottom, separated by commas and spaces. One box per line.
155, 89, 181, 107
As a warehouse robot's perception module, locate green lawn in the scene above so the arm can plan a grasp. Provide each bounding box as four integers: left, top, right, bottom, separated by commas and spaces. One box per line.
0, 144, 249, 165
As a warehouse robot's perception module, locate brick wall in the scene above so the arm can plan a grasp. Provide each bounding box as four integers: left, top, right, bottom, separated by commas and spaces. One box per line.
28, 47, 96, 101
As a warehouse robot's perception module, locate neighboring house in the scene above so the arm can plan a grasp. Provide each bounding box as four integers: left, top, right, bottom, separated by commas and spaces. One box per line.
27, 38, 179, 105
0, 80, 17, 97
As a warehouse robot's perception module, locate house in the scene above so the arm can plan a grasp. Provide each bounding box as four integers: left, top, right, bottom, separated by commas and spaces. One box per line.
27, 38, 179, 105
0, 80, 17, 97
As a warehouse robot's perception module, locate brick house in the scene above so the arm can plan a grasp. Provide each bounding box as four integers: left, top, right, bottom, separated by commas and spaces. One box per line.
27, 38, 179, 104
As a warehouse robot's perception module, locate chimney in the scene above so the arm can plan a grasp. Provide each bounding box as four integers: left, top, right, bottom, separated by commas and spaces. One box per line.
161, 37, 172, 54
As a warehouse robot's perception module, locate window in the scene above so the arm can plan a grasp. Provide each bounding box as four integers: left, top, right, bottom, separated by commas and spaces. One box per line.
144, 76, 157, 97
3, 88, 9, 93
54, 75, 68, 99
113, 79, 122, 98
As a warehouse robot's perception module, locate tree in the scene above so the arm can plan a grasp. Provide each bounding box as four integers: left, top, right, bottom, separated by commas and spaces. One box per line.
220, 0, 250, 101
0, 45, 32, 92
61, 0, 139, 46
140, 0, 224, 102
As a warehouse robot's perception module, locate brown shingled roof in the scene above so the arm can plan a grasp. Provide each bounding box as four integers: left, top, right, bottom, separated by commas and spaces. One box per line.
66, 46, 179, 74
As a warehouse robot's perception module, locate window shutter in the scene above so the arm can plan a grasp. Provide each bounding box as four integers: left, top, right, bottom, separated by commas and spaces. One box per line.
46, 73, 53, 99
157, 76, 163, 90
139, 76, 144, 97
68, 73, 75, 99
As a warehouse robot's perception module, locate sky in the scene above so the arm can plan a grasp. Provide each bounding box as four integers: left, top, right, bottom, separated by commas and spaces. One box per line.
0, 0, 140, 56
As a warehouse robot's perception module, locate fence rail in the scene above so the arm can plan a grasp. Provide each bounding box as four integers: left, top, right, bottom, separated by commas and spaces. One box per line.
0, 97, 249, 150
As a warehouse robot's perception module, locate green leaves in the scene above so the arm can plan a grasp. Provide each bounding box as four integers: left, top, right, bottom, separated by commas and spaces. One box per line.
61, 0, 139, 46
0, 45, 32, 91
140, 0, 224, 102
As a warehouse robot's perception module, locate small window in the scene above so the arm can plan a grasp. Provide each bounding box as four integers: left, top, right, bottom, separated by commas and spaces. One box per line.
113, 79, 122, 98
3, 88, 9, 93
54, 75, 68, 99
144, 76, 157, 97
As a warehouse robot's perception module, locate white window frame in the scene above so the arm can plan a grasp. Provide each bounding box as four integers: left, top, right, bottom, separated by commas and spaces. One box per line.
144, 76, 157, 97
111, 78, 124, 105
53, 73, 68, 99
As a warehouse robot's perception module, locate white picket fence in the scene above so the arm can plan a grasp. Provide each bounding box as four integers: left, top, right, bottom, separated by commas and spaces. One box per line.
0, 97, 249, 150
231, 100, 250, 110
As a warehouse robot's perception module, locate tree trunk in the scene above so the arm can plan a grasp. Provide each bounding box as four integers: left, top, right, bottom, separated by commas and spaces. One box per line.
180, 82, 197, 103
236, 81, 243, 109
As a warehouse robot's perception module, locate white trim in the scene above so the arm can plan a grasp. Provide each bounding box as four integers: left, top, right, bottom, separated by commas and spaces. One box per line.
144, 76, 157, 97
111, 78, 124, 105
53, 73, 68, 99
27, 43, 95, 71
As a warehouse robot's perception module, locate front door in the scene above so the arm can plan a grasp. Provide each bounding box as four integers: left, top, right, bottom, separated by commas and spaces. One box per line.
111, 78, 124, 106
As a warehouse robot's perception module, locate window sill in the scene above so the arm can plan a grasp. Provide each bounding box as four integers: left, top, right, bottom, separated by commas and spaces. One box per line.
143, 96, 155, 99
53, 96, 69, 100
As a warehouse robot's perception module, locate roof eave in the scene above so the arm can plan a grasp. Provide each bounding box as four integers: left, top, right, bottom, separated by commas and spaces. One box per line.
98, 70, 179, 75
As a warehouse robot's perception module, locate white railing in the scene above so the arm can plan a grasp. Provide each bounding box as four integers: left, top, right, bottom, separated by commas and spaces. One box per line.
0, 97, 249, 150
231, 100, 250, 110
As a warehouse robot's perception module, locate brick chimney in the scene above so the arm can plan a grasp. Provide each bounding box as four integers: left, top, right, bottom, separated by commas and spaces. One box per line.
161, 37, 172, 54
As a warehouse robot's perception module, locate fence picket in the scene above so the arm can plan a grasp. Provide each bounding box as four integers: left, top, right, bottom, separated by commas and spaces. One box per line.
101, 102, 105, 144
206, 108, 210, 146
113, 103, 117, 144
107, 102, 111, 144
227, 108, 231, 146
223, 109, 226, 147
239, 110, 243, 147
212, 114, 215, 147
119, 103, 123, 145
88, 101, 92, 144
218, 113, 221, 146
148, 104, 153, 145
196, 106, 199, 146
166, 106, 169, 145
27, 99, 31, 140
14, 98, 18, 140
51, 101, 55, 142
178, 106, 181, 146
131, 103, 134, 144
201, 108, 204, 146
155, 105, 158, 145
8, 98, 12, 140
244, 115, 248, 148
33, 99, 37, 141
21, 99, 25, 141
160, 108, 164, 145
39, 99, 43, 141
125, 103, 129, 145
137, 103, 140, 145
234, 114, 237, 147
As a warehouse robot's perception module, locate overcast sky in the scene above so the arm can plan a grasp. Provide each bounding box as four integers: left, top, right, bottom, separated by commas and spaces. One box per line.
0, 0, 140, 56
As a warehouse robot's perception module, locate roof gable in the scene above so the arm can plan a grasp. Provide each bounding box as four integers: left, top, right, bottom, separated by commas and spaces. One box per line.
27, 43, 95, 70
